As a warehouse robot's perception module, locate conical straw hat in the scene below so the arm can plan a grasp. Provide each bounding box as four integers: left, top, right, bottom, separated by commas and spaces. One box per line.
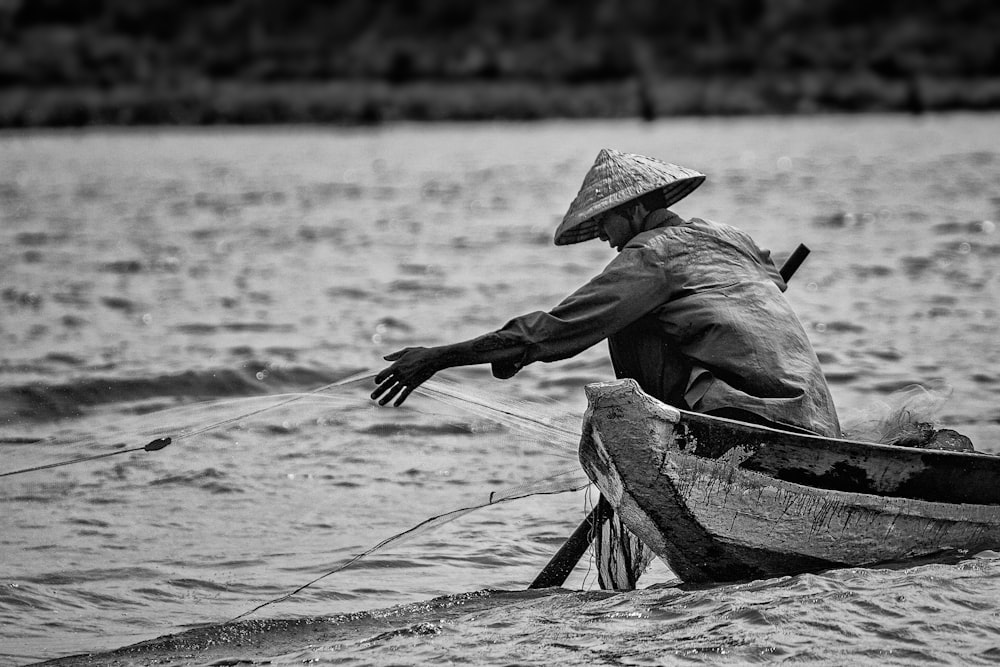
554, 149, 705, 245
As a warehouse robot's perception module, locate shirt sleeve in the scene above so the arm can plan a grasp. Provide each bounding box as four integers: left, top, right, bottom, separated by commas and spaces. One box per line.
490, 246, 671, 378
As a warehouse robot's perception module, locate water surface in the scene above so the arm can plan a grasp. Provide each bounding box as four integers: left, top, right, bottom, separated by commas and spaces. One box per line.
2, 115, 999, 665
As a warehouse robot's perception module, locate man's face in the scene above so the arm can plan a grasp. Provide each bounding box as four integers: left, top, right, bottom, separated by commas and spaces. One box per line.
597, 211, 631, 251
597, 202, 646, 251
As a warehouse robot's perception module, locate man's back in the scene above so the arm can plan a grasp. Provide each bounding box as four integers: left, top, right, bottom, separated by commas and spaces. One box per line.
609, 216, 840, 437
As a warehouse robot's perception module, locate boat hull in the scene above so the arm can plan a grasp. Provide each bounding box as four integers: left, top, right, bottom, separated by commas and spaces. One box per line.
578, 379, 1000, 583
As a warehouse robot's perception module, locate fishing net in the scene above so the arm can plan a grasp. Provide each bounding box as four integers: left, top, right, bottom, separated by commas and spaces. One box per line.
221, 371, 594, 620
841, 383, 949, 444
229, 466, 592, 622
405, 375, 581, 457
2, 367, 622, 619
5, 369, 583, 474
840, 382, 972, 450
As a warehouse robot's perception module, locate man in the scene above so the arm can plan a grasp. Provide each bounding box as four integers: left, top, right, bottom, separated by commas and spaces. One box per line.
372, 148, 840, 439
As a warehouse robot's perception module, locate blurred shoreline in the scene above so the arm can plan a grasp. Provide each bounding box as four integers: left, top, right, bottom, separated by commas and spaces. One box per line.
4, 75, 1000, 128
5, 2, 998, 128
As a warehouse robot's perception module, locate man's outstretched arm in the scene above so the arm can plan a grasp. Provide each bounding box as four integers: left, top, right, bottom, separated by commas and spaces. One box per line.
371, 334, 525, 406
372, 245, 671, 407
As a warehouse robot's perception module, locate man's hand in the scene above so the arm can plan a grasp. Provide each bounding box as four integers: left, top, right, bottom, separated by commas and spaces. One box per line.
371, 347, 443, 406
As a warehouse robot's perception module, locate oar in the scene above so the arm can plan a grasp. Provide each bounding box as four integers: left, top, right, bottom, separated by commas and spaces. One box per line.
529, 496, 613, 588
779, 243, 810, 284
528, 243, 811, 589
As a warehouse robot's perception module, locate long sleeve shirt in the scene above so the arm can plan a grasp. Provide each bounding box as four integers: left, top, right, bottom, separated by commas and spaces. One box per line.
488, 212, 841, 438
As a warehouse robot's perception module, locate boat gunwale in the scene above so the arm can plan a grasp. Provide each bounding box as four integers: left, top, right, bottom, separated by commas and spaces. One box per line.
585, 378, 997, 464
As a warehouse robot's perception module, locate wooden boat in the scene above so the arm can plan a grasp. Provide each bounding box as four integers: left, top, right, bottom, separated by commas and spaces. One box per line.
578, 378, 1000, 583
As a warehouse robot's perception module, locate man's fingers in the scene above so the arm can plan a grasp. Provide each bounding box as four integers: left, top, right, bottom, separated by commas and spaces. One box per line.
372, 348, 429, 406
378, 383, 404, 406
371, 376, 396, 399
394, 385, 416, 407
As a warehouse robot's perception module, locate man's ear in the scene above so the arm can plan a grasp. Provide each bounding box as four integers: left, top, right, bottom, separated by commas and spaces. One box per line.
629, 201, 649, 225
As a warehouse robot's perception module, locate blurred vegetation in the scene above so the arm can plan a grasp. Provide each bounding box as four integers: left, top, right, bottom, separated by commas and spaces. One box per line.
1, 0, 999, 126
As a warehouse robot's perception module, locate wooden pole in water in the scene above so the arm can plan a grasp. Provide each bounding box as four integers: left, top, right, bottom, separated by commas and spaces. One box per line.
529, 496, 614, 589
528, 244, 810, 589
